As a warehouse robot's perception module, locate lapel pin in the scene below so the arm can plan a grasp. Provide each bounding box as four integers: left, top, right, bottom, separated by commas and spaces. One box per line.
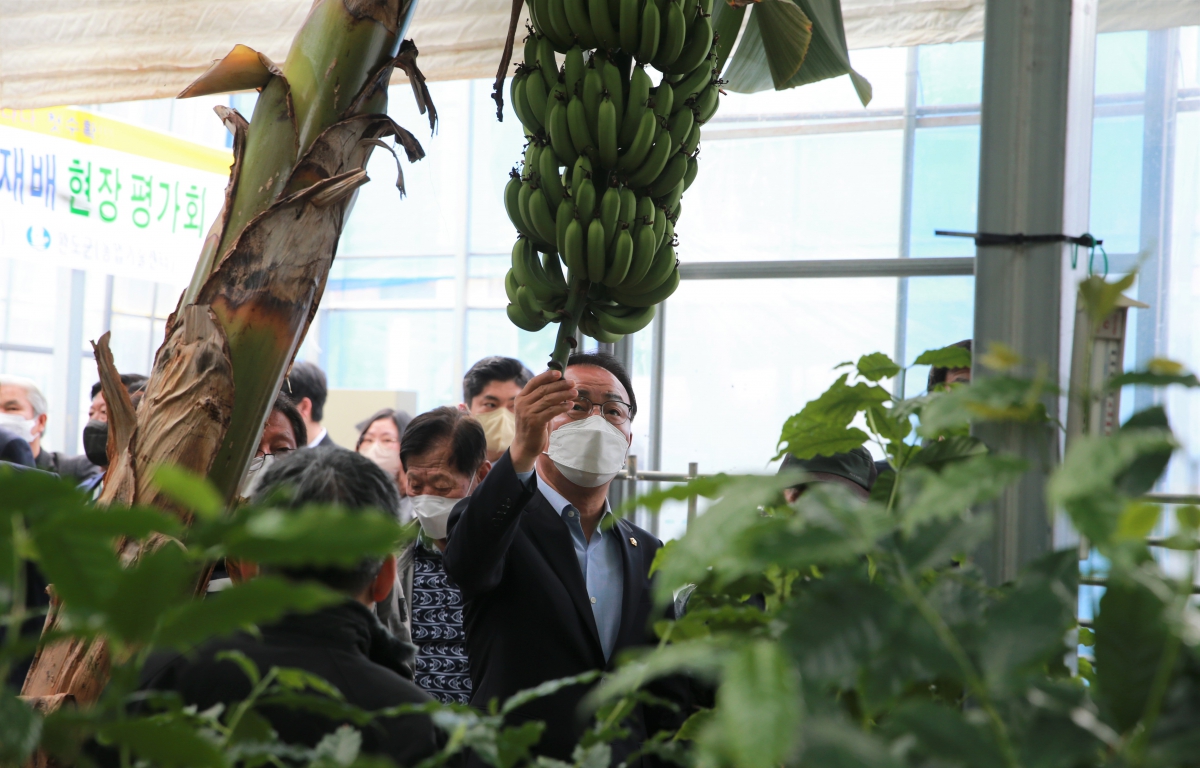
629, 537, 638, 547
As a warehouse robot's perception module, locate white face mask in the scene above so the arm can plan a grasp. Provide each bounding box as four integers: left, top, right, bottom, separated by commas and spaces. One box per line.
546, 415, 629, 488
359, 440, 401, 477
0, 413, 39, 444
474, 407, 516, 454
239, 453, 276, 500
411, 474, 476, 540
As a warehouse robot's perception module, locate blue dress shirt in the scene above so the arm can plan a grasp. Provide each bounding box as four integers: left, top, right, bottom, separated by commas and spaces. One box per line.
519, 469, 624, 661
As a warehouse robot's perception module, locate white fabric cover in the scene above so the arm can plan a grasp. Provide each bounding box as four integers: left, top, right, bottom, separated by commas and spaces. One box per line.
0, 0, 1195, 109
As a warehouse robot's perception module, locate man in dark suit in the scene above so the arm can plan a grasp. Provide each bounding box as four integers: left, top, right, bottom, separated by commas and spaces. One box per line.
444, 352, 681, 765
283, 361, 337, 448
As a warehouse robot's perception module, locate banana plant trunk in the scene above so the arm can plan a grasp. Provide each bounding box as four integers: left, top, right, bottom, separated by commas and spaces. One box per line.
22, 0, 429, 709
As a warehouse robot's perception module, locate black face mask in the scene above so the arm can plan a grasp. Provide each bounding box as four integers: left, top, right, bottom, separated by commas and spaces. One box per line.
83, 420, 109, 467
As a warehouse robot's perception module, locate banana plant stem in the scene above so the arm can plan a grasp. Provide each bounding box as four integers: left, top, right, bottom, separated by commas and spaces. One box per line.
549, 281, 589, 371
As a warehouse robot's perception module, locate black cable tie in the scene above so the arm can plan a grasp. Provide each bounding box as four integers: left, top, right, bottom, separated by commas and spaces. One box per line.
934, 230, 1102, 248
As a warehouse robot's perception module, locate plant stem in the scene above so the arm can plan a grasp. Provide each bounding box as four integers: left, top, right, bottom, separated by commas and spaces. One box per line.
548, 282, 588, 371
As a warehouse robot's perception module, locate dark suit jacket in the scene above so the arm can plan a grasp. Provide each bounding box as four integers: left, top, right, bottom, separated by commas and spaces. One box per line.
443, 452, 680, 765
34, 449, 99, 483
316, 430, 337, 448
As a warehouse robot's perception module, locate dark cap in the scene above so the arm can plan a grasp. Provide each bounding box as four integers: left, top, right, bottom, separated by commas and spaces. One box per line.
779, 446, 879, 493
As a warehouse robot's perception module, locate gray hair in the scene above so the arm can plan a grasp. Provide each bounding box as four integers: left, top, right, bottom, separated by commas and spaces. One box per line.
251, 445, 401, 595
0, 374, 48, 417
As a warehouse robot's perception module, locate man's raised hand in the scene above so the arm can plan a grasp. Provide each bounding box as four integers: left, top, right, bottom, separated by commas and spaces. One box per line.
509, 369, 577, 473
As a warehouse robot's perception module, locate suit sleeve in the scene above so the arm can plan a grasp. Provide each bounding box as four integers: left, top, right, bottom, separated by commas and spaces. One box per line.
442, 451, 538, 599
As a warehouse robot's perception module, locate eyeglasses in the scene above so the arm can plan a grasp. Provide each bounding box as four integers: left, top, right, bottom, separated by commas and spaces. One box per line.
248, 449, 292, 472
361, 435, 399, 448
566, 396, 632, 426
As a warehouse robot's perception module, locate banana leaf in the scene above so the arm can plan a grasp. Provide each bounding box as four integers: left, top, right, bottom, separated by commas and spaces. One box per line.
720, 0, 871, 105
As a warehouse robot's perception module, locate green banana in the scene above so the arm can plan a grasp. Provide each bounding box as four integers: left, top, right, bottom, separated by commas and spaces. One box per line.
505, 267, 521, 304
564, 47, 586, 98
556, 197, 575, 254
652, 1, 686, 70
567, 96, 595, 156
616, 110, 657, 171
564, 0, 599, 48
547, 77, 568, 111
682, 120, 701, 155
682, 0, 698, 27
563, 218, 587, 277
599, 58, 625, 129
593, 302, 655, 334
604, 228, 634, 286
667, 106, 693, 148
699, 0, 713, 17
571, 155, 593, 196
579, 310, 623, 343
599, 184, 621, 246
587, 218, 608, 283
694, 80, 720, 124
672, 53, 715, 109
524, 31, 540, 70
543, 250, 568, 291
518, 179, 538, 234
619, 66, 652, 148
597, 97, 619, 169
522, 142, 542, 183
651, 203, 668, 249
619, 0, 641, 54
611, 265, 679, 306
636, 192, 656, 224
575, 176, 597, 224
657, 178, 684, 212
623, 237, 676, 293
583, 65, 603, 131
683, 154, 698, 190
525, 71, 549, 129
625, 127, 673, 188
539, 147, 566, 207
544, 0, 576, 51
648, 152, 687, 197
538, 35, 561, 85
505, 172, 534, 237
548, 100, 579, 167
618, 187, 637, 225
511, 74, 539, 133
636, 2, 660, 63
624, 220, 658, 285
667, 13, 712, 74
652, 82, 674, 119
517, 283, 546, 321
508, 301, 548, 332
589, 0, 618, 50
670, 198, 681, 221
528, 187, 560, 245
513, 237, 559, 302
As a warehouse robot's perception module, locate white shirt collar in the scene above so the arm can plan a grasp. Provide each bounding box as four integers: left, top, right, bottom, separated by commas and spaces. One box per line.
306, 426, 327, 448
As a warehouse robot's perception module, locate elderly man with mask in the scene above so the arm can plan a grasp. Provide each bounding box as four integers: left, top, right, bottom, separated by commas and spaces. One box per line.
1, 374, 99, 483
392, 406, 489, 704
443, 352, 681, 766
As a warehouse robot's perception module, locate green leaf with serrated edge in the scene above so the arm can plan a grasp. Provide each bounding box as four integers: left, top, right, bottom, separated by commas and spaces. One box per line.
1108, 370, 1200, 390
0, 690, 41, 764
886, 701, 1006, 768
1117, 406, 1174, 497
778, 425, 869, 461
799, 717, 903, 768
227, 708, 276, 745
897, 455, 1026, 535
619, 474, 735, 518
312, 724, 361, 766
906, 435, 988, 472
215, 649, 261, 686
495, 721, 547, 768
151, 464, 225, 520
1049, 429, 1175, 546
674, 708, 714, 742
913, 344, 972, 370
500, 670, 600, 716
1079, 626, 1096, 646
900, 511, 995, 574
782, 576, 892, 688
105, 542, 195, 644
918, 375, 1052, 438
1177, 505, 1200, 531
274, 667, 345, 699
1078, 271, 1137, 331
97, 719, 226, 768
221, 504, 410, 567
1094, 575, 1171, 733
699, 641, 801, 768
156, 578, 340, 649
1116, 501, 1162, 541
587, 640, 726, 711
857, 352, 899, 382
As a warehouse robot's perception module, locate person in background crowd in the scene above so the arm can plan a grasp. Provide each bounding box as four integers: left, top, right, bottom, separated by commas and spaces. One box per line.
444, 353, 683, 765
0, 425, 35, 469
114, 448, 440, 767
928, 339, 972, 392
395, 407, 489, 704
87, 373, 148, 423
0, 374, 99, 483
283, 361, 335, 448
461, 356, 533, 462
779, 447, 879, 503
356, 408, 414, 520
80, 375, 151, 495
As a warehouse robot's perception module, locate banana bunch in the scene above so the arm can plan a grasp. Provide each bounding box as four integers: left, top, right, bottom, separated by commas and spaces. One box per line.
502, 0, 722, 359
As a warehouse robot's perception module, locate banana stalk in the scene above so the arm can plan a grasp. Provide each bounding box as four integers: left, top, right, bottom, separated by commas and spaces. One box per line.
22, 0, 431, 709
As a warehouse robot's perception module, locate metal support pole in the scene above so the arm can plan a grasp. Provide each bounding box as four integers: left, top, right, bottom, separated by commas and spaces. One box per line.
63, 269, 86, 455
685, 461, 698, 529
648, 301, 667, 537
625, 454, 638, 521
973, 0, 1085, 584
894, 46, 920, 397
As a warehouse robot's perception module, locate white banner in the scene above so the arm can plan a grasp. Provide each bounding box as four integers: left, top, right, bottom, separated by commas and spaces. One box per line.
0, 107, 230, 286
